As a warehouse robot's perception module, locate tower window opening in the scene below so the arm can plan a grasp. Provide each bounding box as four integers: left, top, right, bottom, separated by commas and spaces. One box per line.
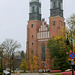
53, 21, 55, 25
57, 26, 60, 29
32, 42, 33, 45
61, 0, 62, 3
37, 7, 39, 13
54, 2, 56, 9
31, 50, 33, 54
32, 6, 34, 13
54, 11, 55, 14
32, 35, 33, 38
31, 24, 33, 28
59, 2, 61, 9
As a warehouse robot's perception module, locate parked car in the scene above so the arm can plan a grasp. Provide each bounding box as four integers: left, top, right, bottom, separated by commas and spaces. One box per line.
38, 69, 46, 73
38, 69, 50, 73
6, 68, 10, 71
3, 70, 10, 75
65, 69, 72, 72
16, 68, 20, 70
38, 69, 43, 73
46, 69, 50, 72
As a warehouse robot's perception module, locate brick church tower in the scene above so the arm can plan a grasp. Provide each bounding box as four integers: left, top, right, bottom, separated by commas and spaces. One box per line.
49, 0, 65, 38
26, 0, 65, 70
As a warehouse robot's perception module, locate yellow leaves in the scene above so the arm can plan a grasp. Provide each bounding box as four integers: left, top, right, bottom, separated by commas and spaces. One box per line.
54, 35, 66, 41
28, 54, 38, 70
20, 59, 28, 71
73, 48, 75, 53
5, 61, 8, 66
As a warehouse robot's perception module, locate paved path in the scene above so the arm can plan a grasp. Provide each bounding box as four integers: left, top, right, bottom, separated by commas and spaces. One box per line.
11, 73, 55, 75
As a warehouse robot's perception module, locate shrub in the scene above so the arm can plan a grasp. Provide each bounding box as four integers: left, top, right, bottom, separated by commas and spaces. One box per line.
50, 70, 61, 73
62, 71, 75, 75
0, 68, 3, 72
0, 68, 3, 75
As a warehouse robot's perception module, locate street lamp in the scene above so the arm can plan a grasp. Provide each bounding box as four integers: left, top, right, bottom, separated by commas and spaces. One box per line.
9, 50, 15, 75
0, 57, 2, 69
0, 48, 3, 69
66, 31, 74, 75
70, 31, 74, 75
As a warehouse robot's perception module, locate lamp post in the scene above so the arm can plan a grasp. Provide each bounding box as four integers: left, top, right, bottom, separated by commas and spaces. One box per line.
66, 31, 74, 75
0, 49, 3, 69
70, 31, 74, 75
0, 57, 2, 69
40, 53, 46, 72
9, 50, 14, 75
0, 49, 3, 75
9, 50, 12, 75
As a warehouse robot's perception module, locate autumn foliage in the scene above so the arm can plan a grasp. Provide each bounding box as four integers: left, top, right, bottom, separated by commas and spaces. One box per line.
28, 54, 38, 71
20, 59, 28, 72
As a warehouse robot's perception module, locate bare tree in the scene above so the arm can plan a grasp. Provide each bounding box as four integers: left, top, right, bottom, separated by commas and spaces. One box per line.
67, 14, 75, 35
0, 39, 21, 73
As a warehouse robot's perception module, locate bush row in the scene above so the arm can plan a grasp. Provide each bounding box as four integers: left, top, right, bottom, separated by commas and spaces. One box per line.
50, 70, 61, 73
62, 71, 75, 75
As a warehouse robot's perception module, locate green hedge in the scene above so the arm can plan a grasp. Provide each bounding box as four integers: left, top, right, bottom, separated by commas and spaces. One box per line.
0, 72, 2, 75
0, 68, 3, 75
56, 74, 62, 75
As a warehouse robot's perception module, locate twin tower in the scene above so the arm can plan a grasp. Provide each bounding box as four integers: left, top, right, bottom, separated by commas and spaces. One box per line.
26, 0, 65, 70
29, 0, 63, 21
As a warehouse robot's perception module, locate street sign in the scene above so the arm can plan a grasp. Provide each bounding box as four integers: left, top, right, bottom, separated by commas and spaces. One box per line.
44, 63, 46, 67
69, 52, 75, 59
71, 59, 74, 65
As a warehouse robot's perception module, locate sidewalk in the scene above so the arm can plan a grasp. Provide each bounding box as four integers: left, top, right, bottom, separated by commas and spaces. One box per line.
11, 73, 20, 75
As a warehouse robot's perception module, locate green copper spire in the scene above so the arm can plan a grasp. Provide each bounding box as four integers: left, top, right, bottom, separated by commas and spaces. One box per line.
29, 0, 41, 21
50, 0, 63, 17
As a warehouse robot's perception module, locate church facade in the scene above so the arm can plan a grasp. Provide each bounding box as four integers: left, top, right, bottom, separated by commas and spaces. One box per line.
26, 0, 65, 70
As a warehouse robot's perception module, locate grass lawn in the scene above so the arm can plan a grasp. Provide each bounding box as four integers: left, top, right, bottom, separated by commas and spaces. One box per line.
56, 74, 62, 75
55, 73, 62, 75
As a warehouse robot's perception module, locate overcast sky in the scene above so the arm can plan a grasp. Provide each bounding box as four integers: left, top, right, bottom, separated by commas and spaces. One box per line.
0, 0, 75, 52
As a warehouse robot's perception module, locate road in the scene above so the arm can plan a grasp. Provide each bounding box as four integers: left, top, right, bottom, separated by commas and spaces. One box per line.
11, 73, 55, 75
20, 73, 54, 75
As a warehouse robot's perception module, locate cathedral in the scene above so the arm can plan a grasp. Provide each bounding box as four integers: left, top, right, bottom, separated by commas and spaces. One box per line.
26, 0, 65, 70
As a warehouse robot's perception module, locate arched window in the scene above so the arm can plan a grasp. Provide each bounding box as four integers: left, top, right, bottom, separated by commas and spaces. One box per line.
32, 6, 34, 13
31, 24, 33, 28
42, 43, 45, 61
59, 2, 61, 9
37, 7, 39, 13
54, 2, 56, 8
31, 50, 33, 54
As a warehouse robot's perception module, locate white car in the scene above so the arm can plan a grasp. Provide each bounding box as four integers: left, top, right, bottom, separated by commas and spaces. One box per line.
65, 69, 72, 72
38, 69, 43, 73
3, 70, 10, 75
